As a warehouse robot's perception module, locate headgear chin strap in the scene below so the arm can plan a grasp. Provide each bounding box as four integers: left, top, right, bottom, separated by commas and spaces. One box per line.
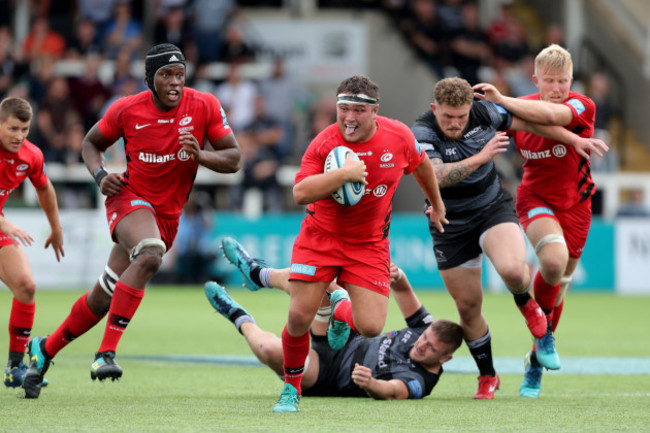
145, 43, 186, 95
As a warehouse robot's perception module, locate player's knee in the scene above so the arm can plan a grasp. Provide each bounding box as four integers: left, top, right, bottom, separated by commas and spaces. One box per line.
538, 254, 567, 281
256, 340, 282, 365
498, 262, 528, 290
13, 276, 36, 301
131, 251, 163, 275
455, 298, 481, 319
355, 322, 383, 338
287, 309, 314, 333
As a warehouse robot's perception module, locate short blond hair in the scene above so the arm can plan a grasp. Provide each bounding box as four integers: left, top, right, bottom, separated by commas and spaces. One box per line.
535, 44, 573, 77
433, 77, 473, 107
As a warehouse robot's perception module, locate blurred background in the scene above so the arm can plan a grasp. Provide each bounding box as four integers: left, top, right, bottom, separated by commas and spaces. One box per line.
2, 0, 649, 293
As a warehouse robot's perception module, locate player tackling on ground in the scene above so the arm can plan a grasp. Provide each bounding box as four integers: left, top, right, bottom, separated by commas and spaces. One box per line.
207, 237, 464, 400
22, 43, 241, 399
474, 44, 608, 397
272, 75, 447, 412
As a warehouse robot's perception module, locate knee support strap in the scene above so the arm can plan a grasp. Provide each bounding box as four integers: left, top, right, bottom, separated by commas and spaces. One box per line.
534, 234, 566, 255
98, 266, 119, 297
130, 238, 167, 262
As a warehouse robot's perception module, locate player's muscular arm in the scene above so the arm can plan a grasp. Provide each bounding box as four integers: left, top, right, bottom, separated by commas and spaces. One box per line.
351, 364, 409, 400
186, 132, 241, 173
431, 132, 509, 187
293, 154, 367, 205
473, 82, 573, 125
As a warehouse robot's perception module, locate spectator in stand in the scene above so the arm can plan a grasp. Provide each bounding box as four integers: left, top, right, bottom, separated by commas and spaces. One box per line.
215, 62, 258, 131
78, 0, 120, 46
506, 53, 538, 97
0, 26, 26, 99
68, 54, 112, 131
399, 0, 446, 78
258, 57, 309, 160
22, 16, 67, 62
587, 72, 617, 171
449, 2, 491, 85
65, 18, 103, 59
190, 62, 216, 94
189, 0, 236, 63
32, 76, 81, 163
36, 0, 77, 44
219, 21, 256, 64
490, 17, 529, 72
229, 94, 285, 213
153, 5, 197, 64
436, 0, 465, 40
102, 0, 143, 60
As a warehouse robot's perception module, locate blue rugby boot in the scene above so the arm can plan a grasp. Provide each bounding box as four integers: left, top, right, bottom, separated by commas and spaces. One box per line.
204, 281, 255, 333
90, 351, 122, 382
519, 351, 543, 398
23, 337, 52, 399
273, 383, 300, 413
327, 289, 351, 351
4, 361, 27, 388
534, 325, 561, 370
221, 236, 268, 291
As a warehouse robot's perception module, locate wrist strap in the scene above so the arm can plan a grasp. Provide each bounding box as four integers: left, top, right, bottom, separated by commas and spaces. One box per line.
93, 167, 108, 187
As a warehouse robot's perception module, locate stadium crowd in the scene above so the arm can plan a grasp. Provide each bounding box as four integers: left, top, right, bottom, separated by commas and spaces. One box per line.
0, 0, 620, 213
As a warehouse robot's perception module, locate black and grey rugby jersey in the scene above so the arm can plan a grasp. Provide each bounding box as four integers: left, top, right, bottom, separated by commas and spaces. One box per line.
412, 100, 513, 217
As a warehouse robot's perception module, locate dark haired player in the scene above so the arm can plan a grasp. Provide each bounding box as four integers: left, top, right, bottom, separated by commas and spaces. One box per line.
23, 43, 241, 398
272, 75, 447, 412
0, 97, 64, 389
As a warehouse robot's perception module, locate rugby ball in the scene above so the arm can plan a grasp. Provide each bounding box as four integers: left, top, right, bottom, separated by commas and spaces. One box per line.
324, 145, 365, 206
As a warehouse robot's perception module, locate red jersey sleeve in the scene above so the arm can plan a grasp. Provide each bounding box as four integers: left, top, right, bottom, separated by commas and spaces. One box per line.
98, 96, 128, 143
202, 92, 232, 144
563, 92, 596, 137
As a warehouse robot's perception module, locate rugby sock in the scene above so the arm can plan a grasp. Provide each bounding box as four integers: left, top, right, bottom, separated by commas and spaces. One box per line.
332, 298, 359, 334
259, 268, 273, 288
8, 298, 34, 354
227, 308, 256, 335
249, 266, 264, 287
281, 325, 309, 395
551, 299, 564, 332
533, 271, 561, 316
45, 291, 103, 357
466, 330, 496, 377
513, 291, 532, 307
98, 281, 144, 353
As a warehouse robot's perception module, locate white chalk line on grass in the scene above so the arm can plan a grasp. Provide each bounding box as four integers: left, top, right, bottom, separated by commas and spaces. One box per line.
118, 355, 650, 375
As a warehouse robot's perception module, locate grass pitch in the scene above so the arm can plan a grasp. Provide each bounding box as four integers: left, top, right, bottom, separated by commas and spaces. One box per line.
1, 286, 649, 432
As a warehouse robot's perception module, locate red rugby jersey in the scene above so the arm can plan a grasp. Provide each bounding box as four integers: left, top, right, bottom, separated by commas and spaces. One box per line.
510, 91, 596, 210
296, 116, 426, 243
98, 88, 231, 218
0, 139, 48, 211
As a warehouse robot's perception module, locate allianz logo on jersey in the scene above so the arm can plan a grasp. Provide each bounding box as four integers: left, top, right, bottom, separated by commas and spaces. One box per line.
0, 188, 14, 196
138, 148, 191, 163
520, 144, 567, 160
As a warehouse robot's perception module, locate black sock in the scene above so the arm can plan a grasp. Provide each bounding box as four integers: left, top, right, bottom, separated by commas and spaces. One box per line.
467, 331, 496, 377
8, 351, 23, 367
249, 265, 263, 286
229, 309, 255, 334
513, 291, 531, 307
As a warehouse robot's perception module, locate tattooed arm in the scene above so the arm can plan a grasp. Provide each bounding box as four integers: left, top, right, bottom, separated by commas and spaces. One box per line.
431, 131, 510, 188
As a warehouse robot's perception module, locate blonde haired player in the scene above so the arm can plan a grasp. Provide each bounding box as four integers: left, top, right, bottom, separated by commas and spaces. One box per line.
474, 44, 609, 397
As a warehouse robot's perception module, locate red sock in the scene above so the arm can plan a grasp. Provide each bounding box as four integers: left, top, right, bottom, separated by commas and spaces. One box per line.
98, 281, 144, 353
551, 299, 564, 332
281, 325, 310, 395
45, 291, 103, 357
332, 298, 359, 333
533, 271, 561, 315
8, 298, 35, 353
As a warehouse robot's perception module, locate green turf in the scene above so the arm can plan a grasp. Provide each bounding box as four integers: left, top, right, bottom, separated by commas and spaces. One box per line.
1, 287, 649, 432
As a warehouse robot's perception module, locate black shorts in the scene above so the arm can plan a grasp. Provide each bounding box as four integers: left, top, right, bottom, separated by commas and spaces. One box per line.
428, 194, 519, 270
302, 334, 348, 397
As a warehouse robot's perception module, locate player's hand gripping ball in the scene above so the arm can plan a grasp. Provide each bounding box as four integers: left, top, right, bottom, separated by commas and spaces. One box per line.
324, 145, 365, 206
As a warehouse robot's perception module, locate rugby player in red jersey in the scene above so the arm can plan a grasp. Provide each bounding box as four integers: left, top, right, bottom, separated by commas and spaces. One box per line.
23, 43, 241, 398
272, 75, 448, 413
474, 44, 609, 397
0, 97, 64, 390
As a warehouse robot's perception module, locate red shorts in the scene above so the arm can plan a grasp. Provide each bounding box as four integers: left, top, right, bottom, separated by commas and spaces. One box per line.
0, 232, 14, 248
288, 223, 391, 296
516, 188, 592, 258
105, 190, 180, 250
